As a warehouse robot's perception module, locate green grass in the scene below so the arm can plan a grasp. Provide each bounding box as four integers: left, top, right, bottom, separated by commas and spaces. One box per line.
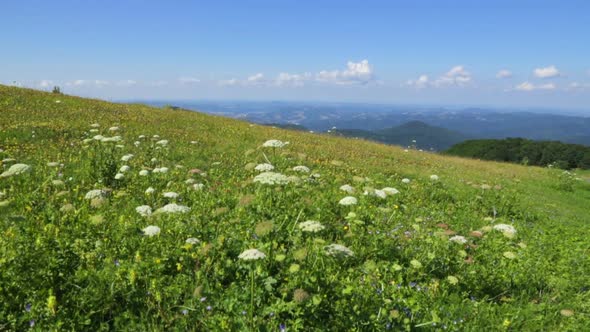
1, 85, 589, 331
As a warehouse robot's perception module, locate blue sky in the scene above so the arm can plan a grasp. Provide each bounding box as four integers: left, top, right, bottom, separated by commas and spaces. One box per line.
2, 0, 589, 111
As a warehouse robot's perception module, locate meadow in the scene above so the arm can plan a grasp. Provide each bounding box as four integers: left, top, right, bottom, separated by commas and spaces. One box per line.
0, 85, 589, 331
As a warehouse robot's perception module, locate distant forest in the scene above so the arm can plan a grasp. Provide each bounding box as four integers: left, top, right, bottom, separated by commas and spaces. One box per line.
446, 138, 590, 170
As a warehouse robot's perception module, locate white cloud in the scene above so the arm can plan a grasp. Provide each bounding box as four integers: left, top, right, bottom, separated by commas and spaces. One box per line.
178, 77, 200, 85
496, 69, 512, 79
39, 80, 54, 88
69, 79, 86, 86
514, 81, 556, 91
116, 80, 137, 87
405, 75, 430, 89
246, 73, 265, 85
316, 60, 374, 85
219, 78, 239, 86
275, 72, 311, 87
533, 65, 560, 79
94, 80, 109, 87
406, 65, 472, 88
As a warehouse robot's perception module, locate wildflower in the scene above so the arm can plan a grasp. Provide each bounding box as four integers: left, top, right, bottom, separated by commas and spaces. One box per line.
135, 205, 152, 217
238, 248, 267, 261
560, 309, 575, 317
298, 220, 325, 233
364, 189, 387, 199
114, 173, 124, 180
430, 175, 439, 181
193, 183, 205, 191
185, 237, 200, 245
162, 192, 179, 199
254, 163, 274, 172
262, 139, 289, 148
493, 224, 517, 237
134, 141, 141, 147
382, 187, 400, 195
47, 162, 59, 167
93, 135, 105, 140
90, 123, 100, 128
145, 187, 155, 194
324, 244, 354, 258
338, 196, 358, 206
253, 172, 290, 185
449, 235, 467, 244
0, 163, 31, 177
155, 203, 190, 214
101, 136, 123, 143
447, 276, 459, 285
156, 139, 169, 146
84, 189, 105, 200
121, 154, 134, 162
292, 165, 310, 173
503, 251, 517, 260
120, 165, 131, 173
339, 184, 355, 193
153, 167, 169, 173
185, 178, 196, 184
142, 225, 161, 237
109, 126, 120, 131
139, 170, 149, 176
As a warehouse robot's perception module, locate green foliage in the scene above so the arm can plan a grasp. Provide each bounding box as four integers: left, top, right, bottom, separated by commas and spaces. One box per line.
446, 137, 590, 170
51, 86, 62, 94
0, 85, 589, 330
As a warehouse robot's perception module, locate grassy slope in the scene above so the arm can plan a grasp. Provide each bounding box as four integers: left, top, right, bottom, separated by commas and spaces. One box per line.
1, 85, 589, 330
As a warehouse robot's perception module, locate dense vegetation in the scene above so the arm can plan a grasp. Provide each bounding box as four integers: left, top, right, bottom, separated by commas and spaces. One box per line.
330, 121, 469, 151
1, 85, 589, 331
446, 138, 590, 170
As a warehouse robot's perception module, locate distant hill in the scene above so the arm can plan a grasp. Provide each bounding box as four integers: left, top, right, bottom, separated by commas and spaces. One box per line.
262, 123, 308, 131
446, 138, 590, 169
331, 121, 470, 151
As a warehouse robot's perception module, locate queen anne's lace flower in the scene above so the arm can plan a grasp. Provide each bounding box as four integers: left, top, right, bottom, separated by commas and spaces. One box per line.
142, 225, 160, 237
292, 165, 310, 173
163, 192, 179, 198
238, 248, 266, 261
402, 178, 411, 184
84, 189, 105, 200
324, 244, 354, 258
430, 175, 439, 181
493, 224, 517, 237
253, 172, 290, 185
254, 163, 274, 172
0, 163, 31, 178
186, 237, 200, 245
156, 139, 169, 146
139, 170, 149, 176
120, 165, 131, 173
155, 203, 190, 214
339, 184, 355, 194
101, 136, 123, 143
382, 187, 400, 195
145, 187, 155, 194
136, 205, 152, 217
114, 173, 124, 180
338, 196, 358, 206
262, 139, 289, 148
121, 154, 134, 162
298, 220, 325, 233
449, 235, 467, 244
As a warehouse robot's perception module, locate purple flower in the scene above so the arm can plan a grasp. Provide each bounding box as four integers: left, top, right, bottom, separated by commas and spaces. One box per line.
409, 282, 417, 288
181, 309, 188, 315
114, 259, 120, 267
29, 320, 35, 327
279, 323, 286, 331
25, 303, 32, 312
206, 306, 212, 311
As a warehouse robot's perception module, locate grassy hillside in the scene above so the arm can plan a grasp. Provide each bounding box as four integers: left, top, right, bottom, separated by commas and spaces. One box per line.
0, 85, 589, 331
332, 121, 469, 151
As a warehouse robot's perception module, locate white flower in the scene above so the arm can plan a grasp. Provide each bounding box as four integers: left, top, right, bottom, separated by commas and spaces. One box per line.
153, 167, 169, 174
83, 138, 93, 144
114, 173, 124, 180
185, 178, 196, 184
139, 135, 146, 139
0, 163, 31, 178
121, 154, 134, 162
163, 192, 179, 198
324, 244, 354, 258
120, 165, 131, 173
93, 135, 105, 140
156, 139, 169, 146
292, 165, 310, 173
186, 237, 200, 245
134, 141, 141, 147
47, 162, 59, 167
136, 205, 152, 217
145, 187, 155, 194
153, 135, 160, 138
150, 158, 158, 163
193, 183, 205, 191
155, 203, 191, 214
238, 248, 266, 261
402, 178, 411, 184
142, 225, 161, 237
90, 123, 100, 128
84, 189, 105, 200
449, 235, 467, 244
339, 196, 358, 206
430, 175, 439, 181
109, 126, 120, 132
339, 184, 355, 194
139, 169, 149, 176
89, 129, 99, 133
364, 189, 386, 199
298, 220, 325, 233
254, 163, 274, 172
101, 136, 122, 143
262, 139, 289, 148
382, 187, 400, 196
493, 224, 517, 237
253, 172, 290, 185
